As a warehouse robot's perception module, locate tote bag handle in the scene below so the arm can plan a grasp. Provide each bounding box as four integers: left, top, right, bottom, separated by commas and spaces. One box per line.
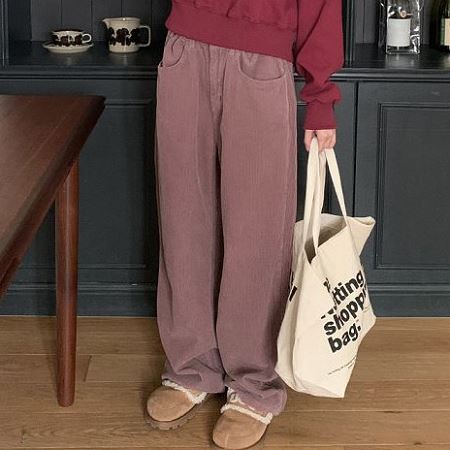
301, 136, 322, 250
302, 137, 357, 257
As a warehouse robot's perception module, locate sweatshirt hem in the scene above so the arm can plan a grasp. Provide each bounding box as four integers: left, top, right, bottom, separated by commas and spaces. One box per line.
166, 1, 296, 63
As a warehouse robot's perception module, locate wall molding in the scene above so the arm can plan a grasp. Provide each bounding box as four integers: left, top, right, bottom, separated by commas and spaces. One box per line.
1, 282, 450, 317
1, 281, 157, 316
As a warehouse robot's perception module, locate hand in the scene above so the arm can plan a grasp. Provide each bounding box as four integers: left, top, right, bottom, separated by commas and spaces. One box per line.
304, 128, 336, 152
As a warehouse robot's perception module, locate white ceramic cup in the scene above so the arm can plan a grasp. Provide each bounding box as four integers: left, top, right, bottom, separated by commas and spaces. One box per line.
51, 29, 92, 46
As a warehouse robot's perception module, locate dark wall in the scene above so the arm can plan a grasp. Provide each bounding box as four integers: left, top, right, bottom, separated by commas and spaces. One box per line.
8, 0, 171, 42
0, 0, 6, 60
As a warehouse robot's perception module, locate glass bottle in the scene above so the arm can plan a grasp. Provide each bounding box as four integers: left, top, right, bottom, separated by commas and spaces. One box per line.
432, 0, 450, 52
386, 0, 413, 51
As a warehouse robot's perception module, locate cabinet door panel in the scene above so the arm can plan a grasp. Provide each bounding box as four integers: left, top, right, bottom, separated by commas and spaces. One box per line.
357, 82, 450, 314
0, 79, 158, 291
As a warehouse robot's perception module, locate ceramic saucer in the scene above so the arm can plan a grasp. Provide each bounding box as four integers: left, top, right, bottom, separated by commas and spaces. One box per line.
42, 42, 94, 54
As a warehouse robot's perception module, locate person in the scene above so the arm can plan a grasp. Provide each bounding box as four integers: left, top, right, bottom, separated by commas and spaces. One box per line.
146, 0, 344, 448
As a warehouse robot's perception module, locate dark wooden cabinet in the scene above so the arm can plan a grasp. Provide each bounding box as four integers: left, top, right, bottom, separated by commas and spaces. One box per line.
0, 0, 449, 316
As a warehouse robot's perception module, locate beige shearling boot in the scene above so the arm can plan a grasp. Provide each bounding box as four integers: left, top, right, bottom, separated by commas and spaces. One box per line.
145, 379, 211, 430
211, 388, 273, 449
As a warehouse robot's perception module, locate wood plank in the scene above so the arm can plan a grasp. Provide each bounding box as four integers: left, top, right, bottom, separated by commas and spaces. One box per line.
84, 351, 450, 383
0, 382, 151, 414
266, 411, 450, 446
1, 379, 450, 414
0, 447, 345, 450
85, 354, 165, 382
0, 355, 90, 383
1, 447, 449, 450
368, 317, 450, 331
351, 354, 450, 381
2, 447, 450, 450
346, 447, 450, 450
0, 412, 218, 448
1, 316, 448, 356
0, 411, 448, 448
285, 380, 450, 411
0, 316, 163, 355
359, 329, 450, 354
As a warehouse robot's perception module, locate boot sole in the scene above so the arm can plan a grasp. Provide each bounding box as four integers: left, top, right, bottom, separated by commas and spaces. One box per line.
144, 393, 212, 430
209, 426, 267, 449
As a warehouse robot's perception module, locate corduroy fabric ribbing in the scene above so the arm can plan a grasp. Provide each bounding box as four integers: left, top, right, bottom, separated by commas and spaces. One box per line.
154, 31, 298, 416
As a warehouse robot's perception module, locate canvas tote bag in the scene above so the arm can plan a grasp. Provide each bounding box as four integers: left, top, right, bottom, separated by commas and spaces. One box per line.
275, 136, 377, 397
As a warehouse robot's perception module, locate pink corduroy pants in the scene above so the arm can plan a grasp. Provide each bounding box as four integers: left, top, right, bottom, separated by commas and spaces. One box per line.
154, 30, 298, 416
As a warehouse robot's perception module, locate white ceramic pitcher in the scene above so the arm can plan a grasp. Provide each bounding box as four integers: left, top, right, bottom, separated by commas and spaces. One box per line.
103, 17, 151, 53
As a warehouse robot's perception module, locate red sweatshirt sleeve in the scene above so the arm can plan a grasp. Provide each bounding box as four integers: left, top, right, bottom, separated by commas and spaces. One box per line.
294, 0, 344, 130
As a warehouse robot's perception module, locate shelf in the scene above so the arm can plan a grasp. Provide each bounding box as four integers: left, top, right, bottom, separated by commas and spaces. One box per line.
342, 43, 450, 80
0, 40, 164, 76
2, 41, 450, 82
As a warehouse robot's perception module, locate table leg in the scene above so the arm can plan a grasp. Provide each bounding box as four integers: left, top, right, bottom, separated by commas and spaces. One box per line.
55, 159, 79, 407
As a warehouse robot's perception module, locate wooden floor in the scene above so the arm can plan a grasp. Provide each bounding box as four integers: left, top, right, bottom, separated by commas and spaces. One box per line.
0, 316, 449, 449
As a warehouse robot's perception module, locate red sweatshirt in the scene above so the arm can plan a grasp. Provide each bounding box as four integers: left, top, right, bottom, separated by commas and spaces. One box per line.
165, 0, 344, 130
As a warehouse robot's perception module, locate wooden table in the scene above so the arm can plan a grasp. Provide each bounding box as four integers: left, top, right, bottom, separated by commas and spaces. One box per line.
0, 94, 105, 406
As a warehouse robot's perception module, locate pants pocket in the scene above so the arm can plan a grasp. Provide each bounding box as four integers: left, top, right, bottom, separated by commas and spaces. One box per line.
235, 51, 291, 85
158, 31, 189, 71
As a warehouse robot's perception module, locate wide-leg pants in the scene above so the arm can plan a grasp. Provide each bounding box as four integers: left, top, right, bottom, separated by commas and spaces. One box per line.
154, 29, 298, 416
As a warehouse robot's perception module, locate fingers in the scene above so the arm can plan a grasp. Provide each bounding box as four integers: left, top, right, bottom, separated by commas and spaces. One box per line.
304, 128, 337, 152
